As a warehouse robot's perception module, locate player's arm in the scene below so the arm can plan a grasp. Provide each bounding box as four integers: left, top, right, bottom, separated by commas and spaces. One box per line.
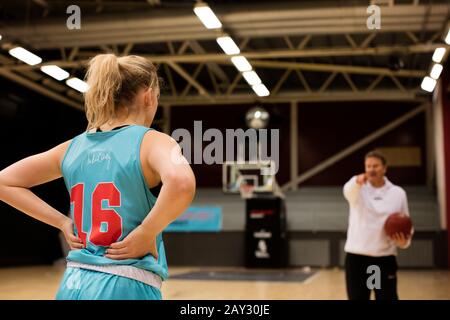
343, 174, 365, 205
106, 131, 195, 260
392, 191, 413, 249
0, 141, 83, 249
141, 131, 196, 234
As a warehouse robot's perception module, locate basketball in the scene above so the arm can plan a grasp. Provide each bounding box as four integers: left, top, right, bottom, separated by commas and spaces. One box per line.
384, 212, 413, 238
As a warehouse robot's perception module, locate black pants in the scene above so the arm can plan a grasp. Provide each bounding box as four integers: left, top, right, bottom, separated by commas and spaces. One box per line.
345, 253, 398, 300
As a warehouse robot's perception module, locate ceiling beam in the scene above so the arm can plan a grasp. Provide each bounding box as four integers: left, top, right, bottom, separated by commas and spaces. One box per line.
166, 62, 211, 98
160, 90, 424, 106
0, 69, 83, 110
1, 43, 437, 77
3, 4, 447, 48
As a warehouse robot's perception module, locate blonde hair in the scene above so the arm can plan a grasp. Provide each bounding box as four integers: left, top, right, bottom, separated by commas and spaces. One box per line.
84, 54, 159, 130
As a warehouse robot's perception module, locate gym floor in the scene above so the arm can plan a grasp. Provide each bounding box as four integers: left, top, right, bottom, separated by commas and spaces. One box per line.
0, 265, 449, 300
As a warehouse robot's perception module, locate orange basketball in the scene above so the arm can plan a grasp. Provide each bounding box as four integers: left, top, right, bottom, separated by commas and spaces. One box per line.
384, 212, 413, 238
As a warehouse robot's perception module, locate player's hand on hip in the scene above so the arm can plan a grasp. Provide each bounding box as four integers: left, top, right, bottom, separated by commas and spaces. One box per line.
356, 173, 367, 186
59, 217, 84, 250
105, 225, 158, 260
391, 232, 408, 248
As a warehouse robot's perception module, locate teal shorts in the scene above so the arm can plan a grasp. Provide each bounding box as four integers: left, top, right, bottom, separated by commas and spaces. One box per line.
56, 267, 162, 300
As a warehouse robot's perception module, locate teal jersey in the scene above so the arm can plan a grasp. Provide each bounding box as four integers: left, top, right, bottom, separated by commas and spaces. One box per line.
61, 125, 168, 280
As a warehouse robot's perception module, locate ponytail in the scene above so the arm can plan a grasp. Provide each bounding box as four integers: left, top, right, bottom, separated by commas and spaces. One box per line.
84, 54, 158, 130
84, 54, 121, 130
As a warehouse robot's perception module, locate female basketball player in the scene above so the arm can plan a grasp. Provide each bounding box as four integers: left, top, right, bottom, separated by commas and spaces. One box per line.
0, 54, 196, 299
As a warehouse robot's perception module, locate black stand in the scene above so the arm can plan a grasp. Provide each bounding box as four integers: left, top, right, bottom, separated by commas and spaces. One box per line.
244, 194, 288, 268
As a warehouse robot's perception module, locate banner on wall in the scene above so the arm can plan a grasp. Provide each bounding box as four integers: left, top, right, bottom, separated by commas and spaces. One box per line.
164, 206, 222, 232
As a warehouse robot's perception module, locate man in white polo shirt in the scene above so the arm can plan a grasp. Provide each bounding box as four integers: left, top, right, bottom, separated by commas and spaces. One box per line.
343, 150, 413, 300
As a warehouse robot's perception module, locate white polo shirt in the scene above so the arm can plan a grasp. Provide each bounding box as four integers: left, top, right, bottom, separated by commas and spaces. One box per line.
343, 176, 411, 257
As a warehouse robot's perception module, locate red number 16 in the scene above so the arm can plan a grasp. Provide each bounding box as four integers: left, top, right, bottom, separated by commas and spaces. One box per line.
70, 182, 123, 247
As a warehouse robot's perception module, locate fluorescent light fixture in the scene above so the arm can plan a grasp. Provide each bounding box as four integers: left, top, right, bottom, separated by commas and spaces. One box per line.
445, 28, 450, 45
216, 36, 240, 55
66, 77, 89, 93
421, 76, 436, 93
430, 63, 443, 80
0, 35, 2, 41
242, 71, 262, 86
231, 56, 252, 72
432, 47, 446, 63
40, 65, 70, 81
194, 3, 222, 29
9, 47, 42, 65
252, 83, 270, 97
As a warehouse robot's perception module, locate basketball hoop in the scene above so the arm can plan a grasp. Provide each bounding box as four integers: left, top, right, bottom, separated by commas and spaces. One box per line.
239, 183, 255, 199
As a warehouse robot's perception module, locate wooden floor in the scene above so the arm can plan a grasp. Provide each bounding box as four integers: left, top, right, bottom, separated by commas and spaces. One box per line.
0, 264, 449, 300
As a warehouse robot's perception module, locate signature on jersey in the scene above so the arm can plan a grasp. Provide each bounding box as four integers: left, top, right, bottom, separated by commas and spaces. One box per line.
87, 151, 112, 169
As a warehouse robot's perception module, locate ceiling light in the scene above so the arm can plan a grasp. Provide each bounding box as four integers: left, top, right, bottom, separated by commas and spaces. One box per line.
242, 71, 262, 86
421, 76, 436, 93
432, 47, 446, 63
40, 65, 70, 81
231, 56, 252, 72
66, 77, 89, 93
216, 36, 240, 55
194, 3, 222, 29
252, 83, 270, 97
430, 64, 443, 80
9, 47, 42, 65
